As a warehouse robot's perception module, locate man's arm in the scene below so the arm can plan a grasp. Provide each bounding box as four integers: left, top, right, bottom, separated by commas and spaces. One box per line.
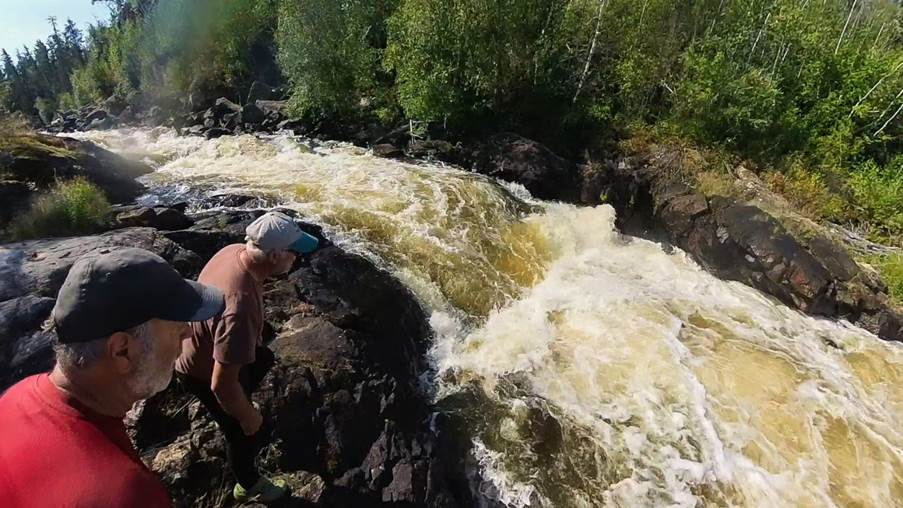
211, 361, 262, 436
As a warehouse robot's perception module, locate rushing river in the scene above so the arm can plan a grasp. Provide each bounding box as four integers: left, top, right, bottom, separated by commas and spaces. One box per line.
76, 128, 903, 507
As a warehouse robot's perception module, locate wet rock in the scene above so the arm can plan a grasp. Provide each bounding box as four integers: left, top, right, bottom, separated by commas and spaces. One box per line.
88, 116, 114, 130
877, 309, 903, 342
406, 139, 462, 165
595, 153, 903, 342
0, 295, 56, 388
114, 206, 156, 226
103, 95, 127, 116
0, 227, 201, 303
144, 105, 166, 126
163, 210, 265, 260
240, 103, 266, 126
211, 97, 242, 117
474, 133, 580, 202
371, 144, 403, 159
199, 193, 264, 209
372, 122, 411, 147
247, 81, 283, 104
0, 180, 32, 226
205, 127, 232, 140
84, 108, 108, 123
277, 118, 307, 134
184, 124, 206, 137
255, 100, 288, 117
187, 78, 235, 112
114, 206, 194, 230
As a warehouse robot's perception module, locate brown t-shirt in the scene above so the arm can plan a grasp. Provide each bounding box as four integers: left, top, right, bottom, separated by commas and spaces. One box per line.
176, 244, 264, 381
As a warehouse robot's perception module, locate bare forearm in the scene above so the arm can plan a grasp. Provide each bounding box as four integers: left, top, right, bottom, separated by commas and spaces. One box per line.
212, 380, 255, 421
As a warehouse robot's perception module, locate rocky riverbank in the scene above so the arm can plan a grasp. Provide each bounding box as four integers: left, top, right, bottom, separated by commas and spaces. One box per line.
0, 128, 154, 231
32, 96, 903, 342
0, 200, 478, 507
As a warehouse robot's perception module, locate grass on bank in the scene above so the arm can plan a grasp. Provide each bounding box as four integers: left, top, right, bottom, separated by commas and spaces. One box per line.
870, 253, 903, 307
0, 113, 78, 182
9, 177, 112, 241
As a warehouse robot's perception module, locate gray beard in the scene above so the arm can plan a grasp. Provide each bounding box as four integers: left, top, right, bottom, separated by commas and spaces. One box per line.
128, 340, 174, 399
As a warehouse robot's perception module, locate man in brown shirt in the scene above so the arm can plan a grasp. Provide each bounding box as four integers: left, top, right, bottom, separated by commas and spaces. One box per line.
176, 211, 318, 503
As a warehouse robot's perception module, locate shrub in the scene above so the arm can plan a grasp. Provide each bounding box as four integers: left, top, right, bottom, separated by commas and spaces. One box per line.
846, 159, 903, 241
278, 0, 394, 118
10, 178, 112, 240
870, 253, 903, 307
765, 166, 846, 221
385, 0, 595, 126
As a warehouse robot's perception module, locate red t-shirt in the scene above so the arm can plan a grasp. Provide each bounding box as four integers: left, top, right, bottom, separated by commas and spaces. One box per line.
0, 374, 173, 508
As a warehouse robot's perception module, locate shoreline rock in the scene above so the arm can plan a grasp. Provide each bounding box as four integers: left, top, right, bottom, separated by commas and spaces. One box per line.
585, 153, 903, 342
0, 205, 473, 507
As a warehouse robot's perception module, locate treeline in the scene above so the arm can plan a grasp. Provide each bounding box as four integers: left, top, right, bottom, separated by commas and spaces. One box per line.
2, 0, 901, 236
1, 18, 88, 124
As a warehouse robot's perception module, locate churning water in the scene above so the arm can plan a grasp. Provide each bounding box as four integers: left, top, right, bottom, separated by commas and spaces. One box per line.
77, 128, 903, 507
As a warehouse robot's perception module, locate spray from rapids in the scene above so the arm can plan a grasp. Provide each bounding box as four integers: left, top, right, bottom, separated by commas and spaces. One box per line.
78, 128, 903, 507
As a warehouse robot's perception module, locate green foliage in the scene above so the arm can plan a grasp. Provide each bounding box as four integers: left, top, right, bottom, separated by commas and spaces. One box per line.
57, 92, 76, 111
0, 81, 12, 113
847, 159, 903, 240
385, 0, 595, 126
10, 178, 112, 240
869, 253, 903, 307
765, 165, 847, 221
277, 0, 395, 117
35, 96, 59, 125
143, 0, 277, 97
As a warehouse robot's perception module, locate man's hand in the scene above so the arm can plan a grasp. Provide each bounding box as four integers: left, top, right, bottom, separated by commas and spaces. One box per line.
211, 361, 260, 434
239, 408, 263, 436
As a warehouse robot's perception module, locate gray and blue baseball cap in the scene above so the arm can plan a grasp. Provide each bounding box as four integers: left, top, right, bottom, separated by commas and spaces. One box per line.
245, 211, 319, 254
52, 248, 225, 344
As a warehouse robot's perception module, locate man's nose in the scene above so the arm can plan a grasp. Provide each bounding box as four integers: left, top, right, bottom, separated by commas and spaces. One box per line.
179, 322, 192, 340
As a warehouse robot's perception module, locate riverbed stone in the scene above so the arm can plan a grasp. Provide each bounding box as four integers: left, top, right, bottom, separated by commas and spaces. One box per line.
474, 132, 580, 202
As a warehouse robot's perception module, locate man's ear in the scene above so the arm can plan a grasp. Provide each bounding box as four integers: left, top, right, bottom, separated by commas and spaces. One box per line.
107, 332, 133, 374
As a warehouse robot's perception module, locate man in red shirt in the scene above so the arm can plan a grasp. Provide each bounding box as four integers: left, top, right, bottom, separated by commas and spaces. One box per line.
0, 248, 225, 507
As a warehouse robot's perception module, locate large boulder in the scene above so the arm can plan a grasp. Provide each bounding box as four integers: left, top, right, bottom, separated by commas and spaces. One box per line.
113, 206, 194, 231
208, 98, 242, 119
590, 154, 903, 342
255, 100, 288, 117
187, 78, 236, 112
474, 133, 580, 202
1, 133, 152, 203
0, 227, 202, 389
239, 103, 266, 127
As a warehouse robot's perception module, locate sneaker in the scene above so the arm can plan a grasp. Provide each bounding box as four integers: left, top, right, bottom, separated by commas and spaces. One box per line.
233, 476, 288, 503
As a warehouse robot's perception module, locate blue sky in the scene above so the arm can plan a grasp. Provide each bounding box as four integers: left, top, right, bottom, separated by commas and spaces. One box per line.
0, 0, 110, 57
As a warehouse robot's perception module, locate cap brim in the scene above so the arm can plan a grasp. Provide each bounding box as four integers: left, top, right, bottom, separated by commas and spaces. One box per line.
159, 280, 225, 322
288, 231, 319, 254
184, 280, 226, 321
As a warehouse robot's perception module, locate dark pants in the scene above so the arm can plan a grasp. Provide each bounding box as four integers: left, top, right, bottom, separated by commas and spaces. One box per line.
178, 346, 274, 488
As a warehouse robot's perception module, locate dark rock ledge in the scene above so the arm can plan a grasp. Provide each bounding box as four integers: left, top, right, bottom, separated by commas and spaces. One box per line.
0, 205, 475, 507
